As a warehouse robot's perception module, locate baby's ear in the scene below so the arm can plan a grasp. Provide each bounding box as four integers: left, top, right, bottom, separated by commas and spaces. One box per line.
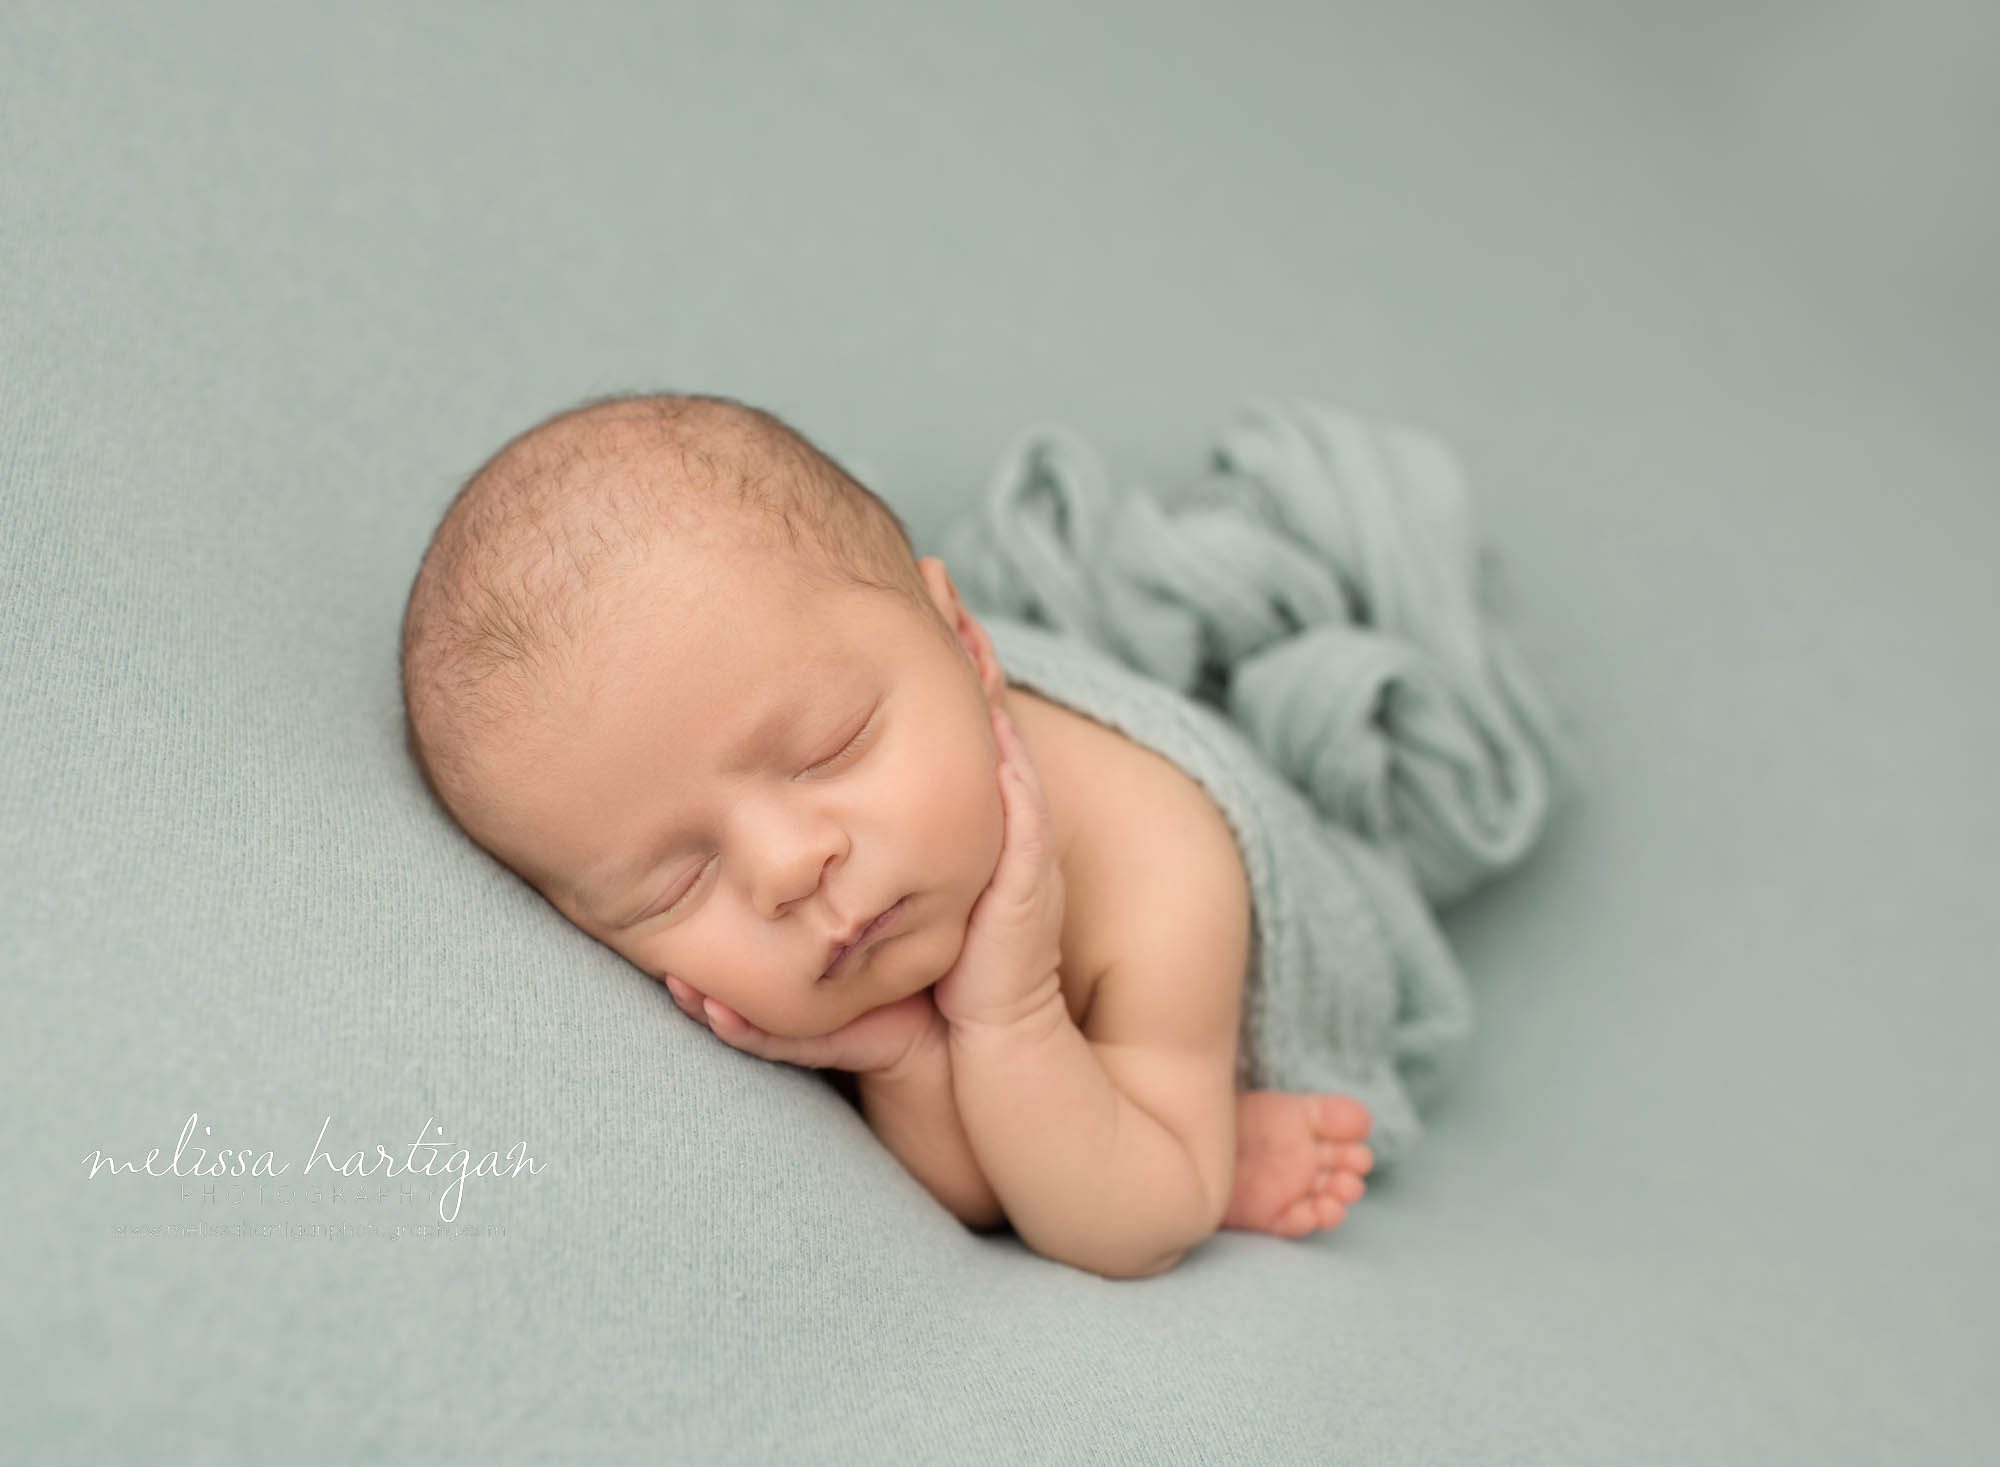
919, 558, 1005, 696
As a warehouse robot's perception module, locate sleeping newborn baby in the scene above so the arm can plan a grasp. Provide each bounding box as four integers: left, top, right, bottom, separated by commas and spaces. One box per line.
399, 391, 1373, 1279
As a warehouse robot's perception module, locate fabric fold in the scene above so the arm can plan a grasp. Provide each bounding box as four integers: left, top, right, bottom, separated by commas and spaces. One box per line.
934, 398, 1584, 1167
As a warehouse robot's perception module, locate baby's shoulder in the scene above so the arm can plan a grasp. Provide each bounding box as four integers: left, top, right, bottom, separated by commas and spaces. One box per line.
1006, 685, 1251, 1041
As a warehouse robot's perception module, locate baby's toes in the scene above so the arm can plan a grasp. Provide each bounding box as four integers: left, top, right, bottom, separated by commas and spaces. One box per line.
1275, 1195, 1322, 1239
1314, 1138, 1348, 1173
1309, 1094, 1373, 1143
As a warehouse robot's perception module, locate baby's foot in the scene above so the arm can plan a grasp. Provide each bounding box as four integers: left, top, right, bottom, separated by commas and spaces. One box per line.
1222, 1092, 1373, 1239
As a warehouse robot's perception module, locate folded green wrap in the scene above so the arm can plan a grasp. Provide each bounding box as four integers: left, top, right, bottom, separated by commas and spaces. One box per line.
935, 398, 1586, 1169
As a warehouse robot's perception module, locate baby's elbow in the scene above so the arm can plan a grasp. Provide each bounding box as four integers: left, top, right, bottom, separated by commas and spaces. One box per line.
1119, 1179, 1226, 1277
1091, 1203, 1217, 1278
1095, 1238, 1198, 1280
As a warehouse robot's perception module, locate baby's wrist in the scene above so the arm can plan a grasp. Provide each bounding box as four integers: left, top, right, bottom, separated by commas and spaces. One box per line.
940, 975, 1069, 1050
864, 1007, 950, 1085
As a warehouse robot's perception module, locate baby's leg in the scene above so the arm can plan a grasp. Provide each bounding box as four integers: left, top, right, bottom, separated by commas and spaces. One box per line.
1222, 1093, 1373, 1238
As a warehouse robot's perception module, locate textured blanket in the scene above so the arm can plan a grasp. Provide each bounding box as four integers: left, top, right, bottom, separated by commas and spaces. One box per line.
935, 399, 1585, 1168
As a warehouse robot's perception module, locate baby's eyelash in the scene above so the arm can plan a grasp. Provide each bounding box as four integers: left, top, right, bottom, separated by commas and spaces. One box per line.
653, 712, 879, 919
808, 714, 877, 773
656, 858, 714, 919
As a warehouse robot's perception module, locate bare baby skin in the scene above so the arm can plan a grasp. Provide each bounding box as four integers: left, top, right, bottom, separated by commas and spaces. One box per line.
469, 542, 1372, 1278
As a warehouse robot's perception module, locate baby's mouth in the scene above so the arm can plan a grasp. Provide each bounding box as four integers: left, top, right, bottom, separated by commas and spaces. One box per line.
818, 896, 908, 981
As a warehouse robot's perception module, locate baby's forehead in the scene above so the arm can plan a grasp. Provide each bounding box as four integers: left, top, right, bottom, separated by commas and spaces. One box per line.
580, 564, 890, 689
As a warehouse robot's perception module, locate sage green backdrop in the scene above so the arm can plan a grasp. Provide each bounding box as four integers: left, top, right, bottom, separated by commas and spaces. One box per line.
4, 2, 1995, 1462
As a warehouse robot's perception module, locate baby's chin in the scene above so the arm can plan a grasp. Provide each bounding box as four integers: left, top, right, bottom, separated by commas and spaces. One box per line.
781, 965, 942, 1041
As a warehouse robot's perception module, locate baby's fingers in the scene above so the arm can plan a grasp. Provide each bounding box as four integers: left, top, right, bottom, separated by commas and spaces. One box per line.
993, 707, 1045, 798
991, 710, 1051, 882
698, 995, 780, 1054
684, 987, 824, 1067
664, 976, 759, 1048
662, 973, 705, 1020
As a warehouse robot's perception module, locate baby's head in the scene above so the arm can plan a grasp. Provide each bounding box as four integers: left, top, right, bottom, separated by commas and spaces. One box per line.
400, 392, 1012, 1037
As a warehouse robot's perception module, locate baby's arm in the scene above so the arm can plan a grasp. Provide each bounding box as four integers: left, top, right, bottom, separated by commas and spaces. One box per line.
856, 1023, 1006, 1231
659, 975, 1002, 1226
949, 985, 1226, 1279
930, 701, 1233, 1278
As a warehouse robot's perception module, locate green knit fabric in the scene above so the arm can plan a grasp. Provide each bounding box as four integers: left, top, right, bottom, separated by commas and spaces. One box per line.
940, 399, 1585, 1166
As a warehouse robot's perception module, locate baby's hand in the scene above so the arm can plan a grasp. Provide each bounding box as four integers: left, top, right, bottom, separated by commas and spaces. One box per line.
932, 703, 1067, 1033
661, 972, 944, 1078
